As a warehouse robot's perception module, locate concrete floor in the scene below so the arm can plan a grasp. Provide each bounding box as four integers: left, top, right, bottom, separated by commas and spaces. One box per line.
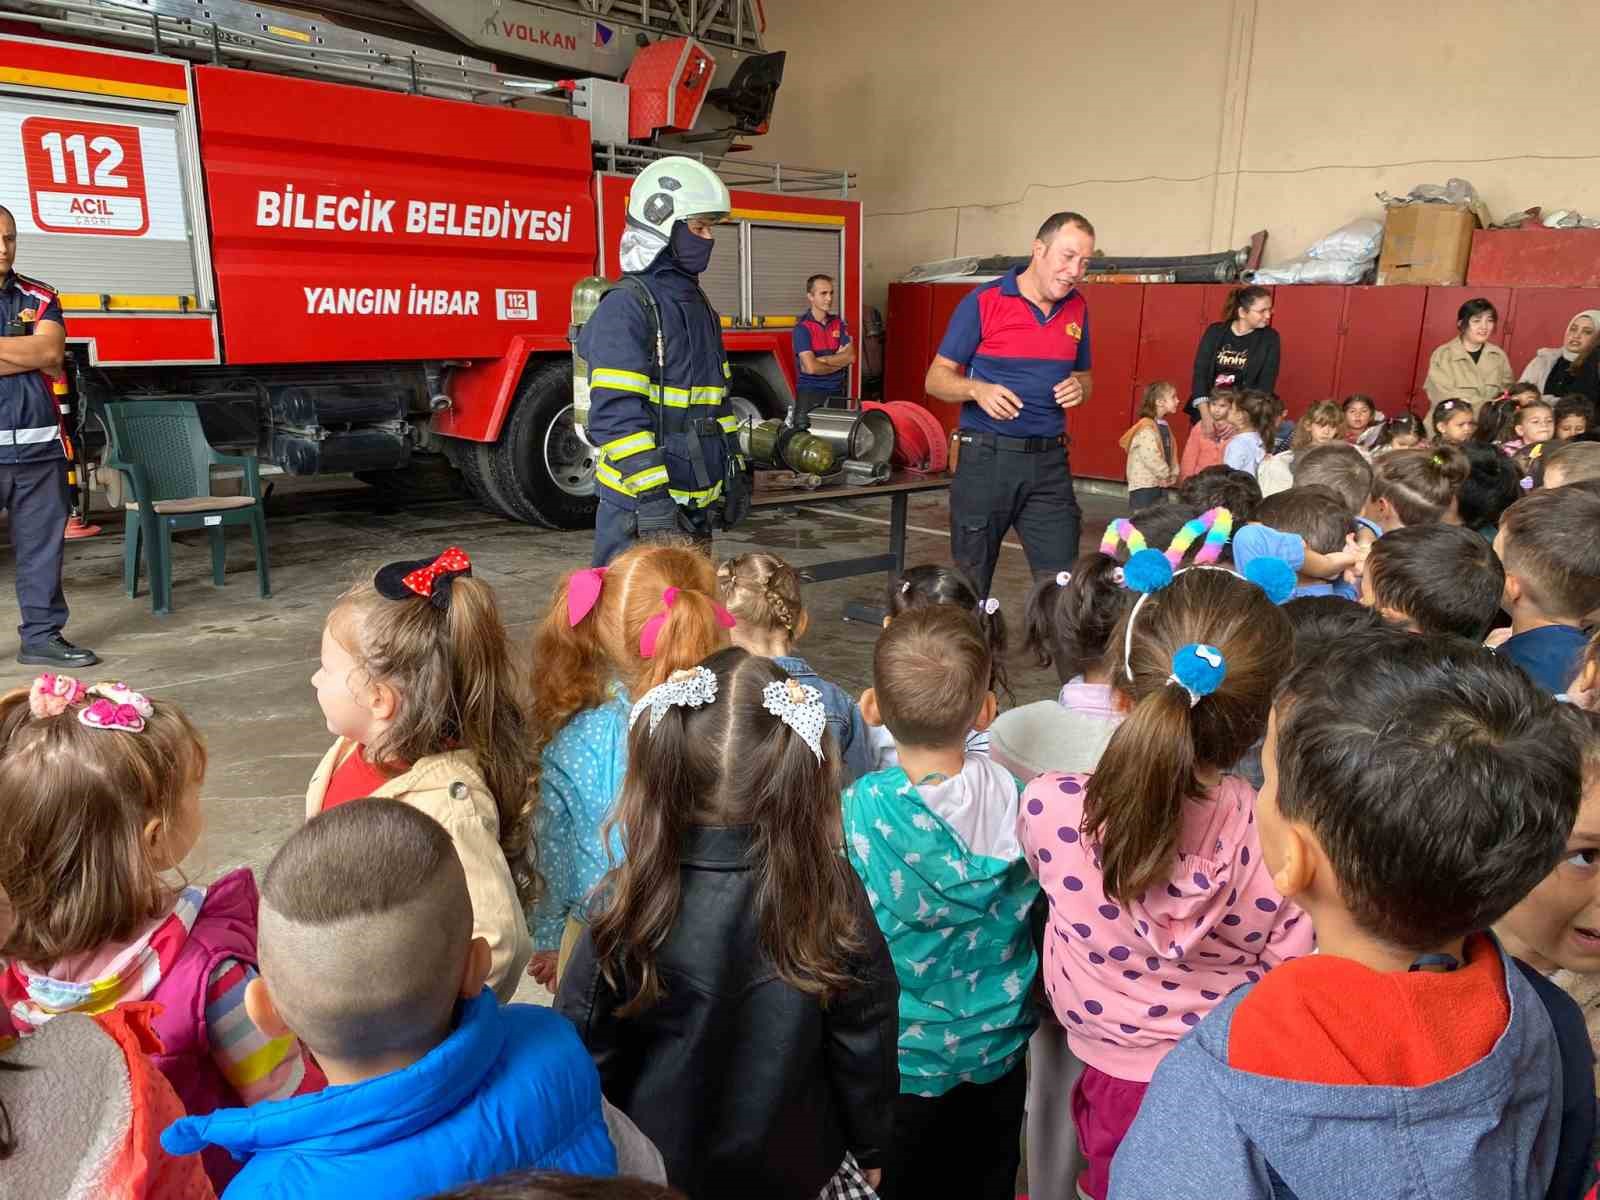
0, 475, 1124, 1002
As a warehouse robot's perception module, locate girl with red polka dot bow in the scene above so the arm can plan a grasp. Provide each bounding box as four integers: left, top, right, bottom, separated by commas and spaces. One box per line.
306, 547, 535, 1001
1017, 567, 1314, 1200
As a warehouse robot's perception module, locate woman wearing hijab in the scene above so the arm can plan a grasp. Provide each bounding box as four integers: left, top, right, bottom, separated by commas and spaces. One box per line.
1521, 309, 1600, 403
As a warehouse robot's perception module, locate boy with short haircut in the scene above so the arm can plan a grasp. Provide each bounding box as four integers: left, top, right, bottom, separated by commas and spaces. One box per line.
1246, 486, 1359, 599
1112, 630, 1593, 1200
845, 605, 1039, 1200
1288, 441, 1375, 535
1542, 440, 1600, 490
163, 799, 621, 1197
1494, 487, 1600, 693
1360, 523, 1506, 641
1554, 394, 1596, 441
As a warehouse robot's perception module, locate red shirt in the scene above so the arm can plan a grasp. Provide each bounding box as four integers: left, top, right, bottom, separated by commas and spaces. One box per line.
320, 744, 400, 811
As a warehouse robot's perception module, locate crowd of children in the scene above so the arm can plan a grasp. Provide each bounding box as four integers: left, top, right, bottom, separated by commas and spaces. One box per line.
6, 359, 1600, 1200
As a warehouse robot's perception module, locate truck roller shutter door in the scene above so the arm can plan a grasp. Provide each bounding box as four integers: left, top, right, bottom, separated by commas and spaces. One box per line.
0, 96, 204, 303
749, 225, 843, 324
702, 223, 743, 323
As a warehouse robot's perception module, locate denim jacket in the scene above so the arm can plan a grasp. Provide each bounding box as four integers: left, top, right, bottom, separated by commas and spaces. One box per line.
772, 655, 871, 785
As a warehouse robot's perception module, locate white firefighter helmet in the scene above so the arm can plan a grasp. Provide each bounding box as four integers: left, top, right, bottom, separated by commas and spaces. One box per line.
626, 157, 731, 237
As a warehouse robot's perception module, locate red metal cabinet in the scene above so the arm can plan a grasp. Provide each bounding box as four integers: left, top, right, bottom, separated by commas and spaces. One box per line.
1334, 287, 1427, 417
1269, 286, 1344, 416
1073, 282, 1144, 480
883, 281, 934, 406
1504, 288, 1600, 379
1411, 286, 1514, 398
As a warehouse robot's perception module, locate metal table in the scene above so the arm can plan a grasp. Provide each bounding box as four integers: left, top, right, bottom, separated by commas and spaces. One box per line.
751, 470, 952, 623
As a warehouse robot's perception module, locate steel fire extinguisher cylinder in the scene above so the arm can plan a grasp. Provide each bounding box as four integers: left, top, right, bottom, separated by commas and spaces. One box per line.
746, 419, 837, 475
569, 275, 612, 438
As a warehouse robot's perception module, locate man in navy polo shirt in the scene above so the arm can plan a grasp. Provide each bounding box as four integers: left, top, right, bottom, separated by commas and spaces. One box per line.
793, 273, 855, 404
0, 205, 97, 668
925, 211, 1094, 599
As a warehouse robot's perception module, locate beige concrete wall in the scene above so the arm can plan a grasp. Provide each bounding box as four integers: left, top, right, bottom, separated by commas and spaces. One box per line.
759, 0, 1600, 307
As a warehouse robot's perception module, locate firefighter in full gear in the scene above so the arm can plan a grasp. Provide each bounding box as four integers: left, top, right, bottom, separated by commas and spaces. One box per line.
578, 157, 750, 567
0, 204, 98, 668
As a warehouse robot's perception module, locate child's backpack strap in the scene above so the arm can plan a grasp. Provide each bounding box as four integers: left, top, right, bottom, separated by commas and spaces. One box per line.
1513, 958, 1598, 1200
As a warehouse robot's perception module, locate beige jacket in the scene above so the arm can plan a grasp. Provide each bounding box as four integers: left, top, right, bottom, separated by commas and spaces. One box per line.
1118, 418, 1178, 489
1423, 338, 1513, 413
306, 740, 533, 1001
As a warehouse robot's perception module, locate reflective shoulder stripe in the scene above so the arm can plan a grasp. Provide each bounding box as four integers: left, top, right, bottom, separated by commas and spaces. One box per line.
600, 430, 657, 459
0, 426, 62, 445
591, 368, 653, 396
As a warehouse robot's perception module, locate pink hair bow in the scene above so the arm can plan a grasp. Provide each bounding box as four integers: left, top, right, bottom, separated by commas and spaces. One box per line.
638, 586, 737, 659
567, 567, 607, 627
78, 683, 153, 734
28, 673, 87, 719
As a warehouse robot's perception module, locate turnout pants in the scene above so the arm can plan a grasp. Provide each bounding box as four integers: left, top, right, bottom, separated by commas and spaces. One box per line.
592, 497, 713, 568
0, 458, 69, 646
949, 434, 1082, 600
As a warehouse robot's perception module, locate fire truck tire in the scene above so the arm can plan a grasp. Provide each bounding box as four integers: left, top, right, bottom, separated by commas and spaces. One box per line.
484, 359, 599, 530
728, 363, 786, 422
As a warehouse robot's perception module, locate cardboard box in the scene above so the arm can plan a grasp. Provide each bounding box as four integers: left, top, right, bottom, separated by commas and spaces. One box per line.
1468, 227, 1600, 287
1377, 205, 1476, 286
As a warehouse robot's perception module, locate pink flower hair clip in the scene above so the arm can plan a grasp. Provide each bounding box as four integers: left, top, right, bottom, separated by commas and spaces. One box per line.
79, 682, 154, 734
28, 673, 87, 719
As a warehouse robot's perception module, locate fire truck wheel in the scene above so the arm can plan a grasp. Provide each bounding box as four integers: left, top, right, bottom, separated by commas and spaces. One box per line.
728, 364, 786, 422
484, 359, 600, 530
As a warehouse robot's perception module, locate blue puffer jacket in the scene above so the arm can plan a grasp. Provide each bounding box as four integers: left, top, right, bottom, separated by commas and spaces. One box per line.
162, 990, 617, 1199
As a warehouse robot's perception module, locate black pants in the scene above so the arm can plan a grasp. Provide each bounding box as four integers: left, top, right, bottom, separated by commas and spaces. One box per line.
0, 458, 69, 646
1127, 486, 1169, 513
876, 1059, 1026, 1200
950, 438, 1082, 599
591, 496, 713, 567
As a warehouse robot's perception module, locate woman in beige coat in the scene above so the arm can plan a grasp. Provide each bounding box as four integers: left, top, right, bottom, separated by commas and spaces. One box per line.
1423, 297, 1513, 416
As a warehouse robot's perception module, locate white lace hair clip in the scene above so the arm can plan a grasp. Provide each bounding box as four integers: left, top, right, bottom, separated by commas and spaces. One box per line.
629, 665, 719, 733
763, 677, 827, 762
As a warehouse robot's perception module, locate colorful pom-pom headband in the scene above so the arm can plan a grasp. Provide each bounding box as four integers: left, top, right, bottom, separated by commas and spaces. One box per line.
1100, 507, 1233, 596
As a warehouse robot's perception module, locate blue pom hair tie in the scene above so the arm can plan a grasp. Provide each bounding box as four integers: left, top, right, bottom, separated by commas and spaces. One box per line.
1168, 642, 1227, 707
1123, 547, 1174, 594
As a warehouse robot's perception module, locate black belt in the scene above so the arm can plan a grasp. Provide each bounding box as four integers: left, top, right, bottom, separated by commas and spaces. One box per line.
958, 431, 1067, 453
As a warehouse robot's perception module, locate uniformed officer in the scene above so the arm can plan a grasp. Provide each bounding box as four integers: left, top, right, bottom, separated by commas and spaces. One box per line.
925, 211, 1095, 601
793, 273, 855, 404
578, 157, 749, 567
0, 205, 98, 668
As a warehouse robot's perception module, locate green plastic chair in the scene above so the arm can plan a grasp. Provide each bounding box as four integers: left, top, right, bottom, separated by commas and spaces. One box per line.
94, 398, 270, 615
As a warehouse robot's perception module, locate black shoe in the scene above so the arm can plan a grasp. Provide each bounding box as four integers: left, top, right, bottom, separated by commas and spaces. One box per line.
17, 634, 101, 668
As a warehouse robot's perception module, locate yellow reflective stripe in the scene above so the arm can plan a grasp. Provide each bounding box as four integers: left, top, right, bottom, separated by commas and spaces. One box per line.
669, 481, 724, 506
626, 465, 671, 491
717, 415, 741, 433
599, 430, 656, 459
596, 462, 670, 496
591, 368, 653, 396
655, 385, 691, 408
640, 384, 726, 408
691, 386, 726, 406
723, 362, 732, 379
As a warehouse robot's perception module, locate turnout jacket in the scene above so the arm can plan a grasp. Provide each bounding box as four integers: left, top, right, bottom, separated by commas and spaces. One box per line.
577, 255, 743, 512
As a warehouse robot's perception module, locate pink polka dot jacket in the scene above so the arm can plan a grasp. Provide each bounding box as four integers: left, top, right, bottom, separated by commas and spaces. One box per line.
1018, 772, 1314, 1082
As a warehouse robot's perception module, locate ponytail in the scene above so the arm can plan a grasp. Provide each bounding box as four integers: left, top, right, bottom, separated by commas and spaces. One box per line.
443, 576, 538, 903
1024, 552, 1126, 680
529, 569, 614, 791
1083, 684, 1199, 902
1372, 445, 1468, 526
1081, 569, 1292, 904
890, 563, 1011, 701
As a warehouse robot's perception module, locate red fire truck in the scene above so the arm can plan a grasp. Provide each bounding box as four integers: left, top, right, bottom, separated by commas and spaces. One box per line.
0, 0, 862, 528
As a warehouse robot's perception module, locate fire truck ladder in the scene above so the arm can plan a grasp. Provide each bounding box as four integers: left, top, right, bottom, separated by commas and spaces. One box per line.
0, 0, 572, 103
1, 0, 850, 194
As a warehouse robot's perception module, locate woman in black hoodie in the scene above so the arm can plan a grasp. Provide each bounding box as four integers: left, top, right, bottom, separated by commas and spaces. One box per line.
1189, 285, 1281, 429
